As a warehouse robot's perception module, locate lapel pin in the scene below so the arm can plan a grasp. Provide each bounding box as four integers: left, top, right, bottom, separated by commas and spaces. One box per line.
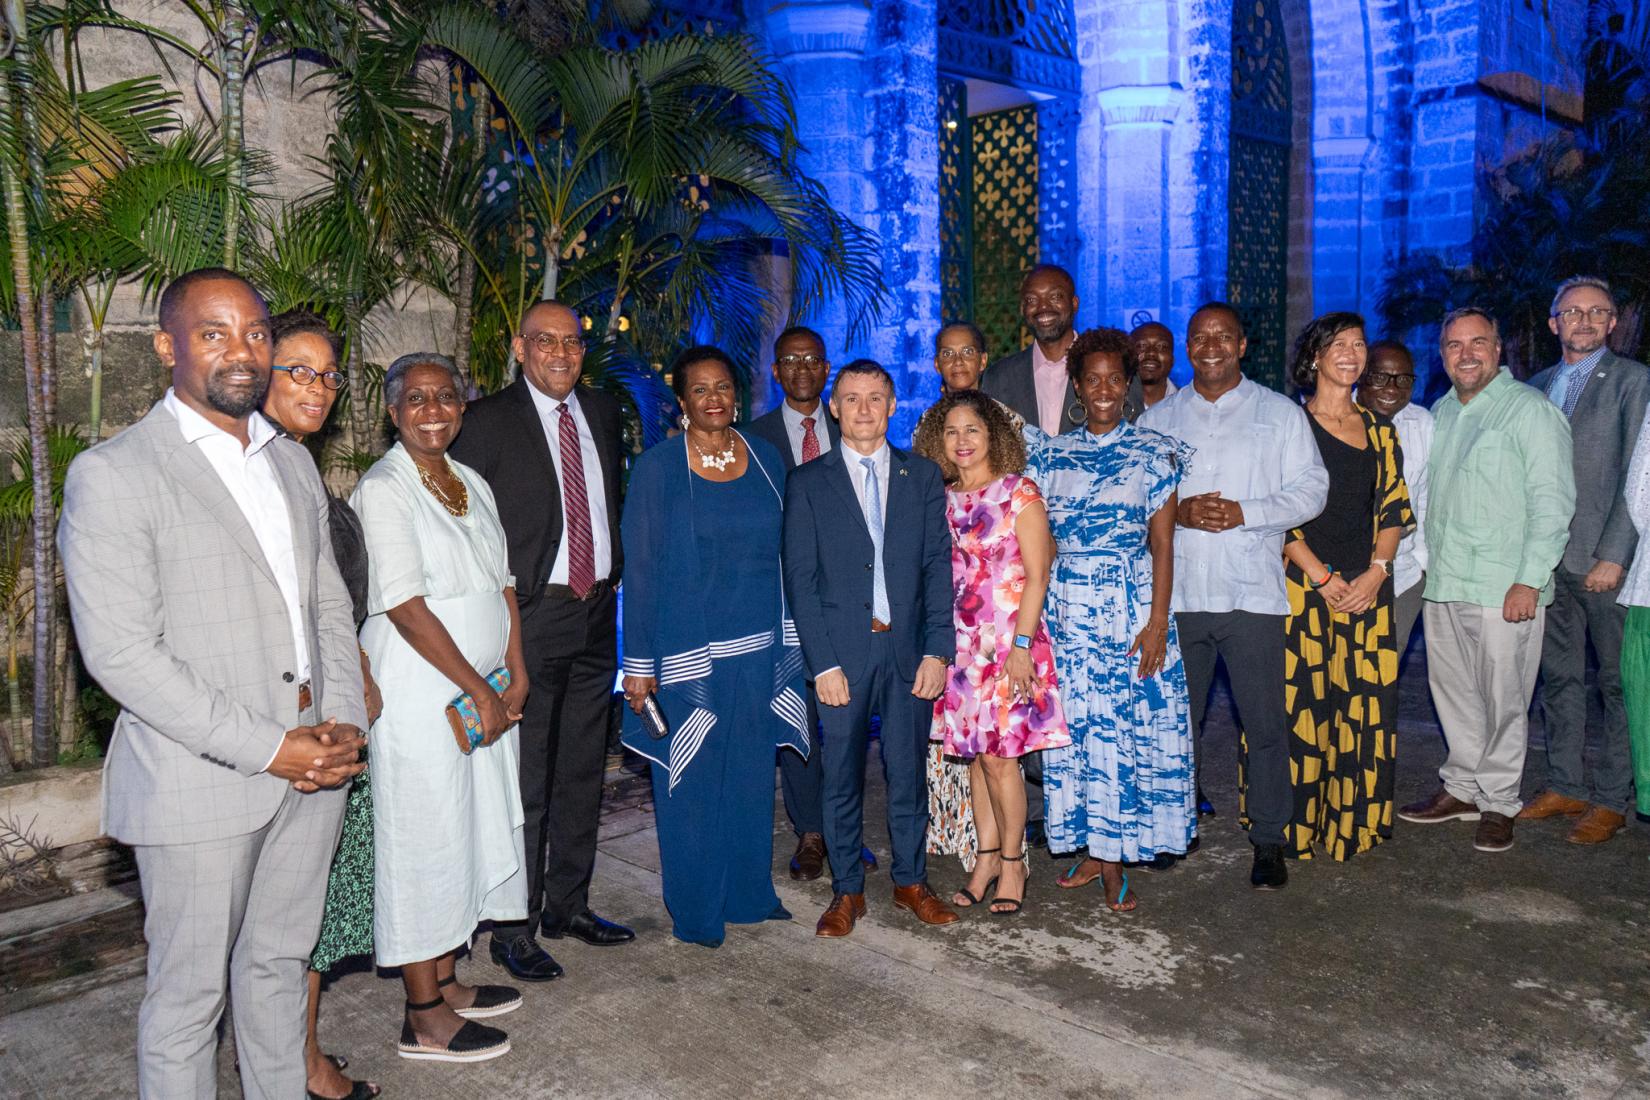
899, 467, 908, 476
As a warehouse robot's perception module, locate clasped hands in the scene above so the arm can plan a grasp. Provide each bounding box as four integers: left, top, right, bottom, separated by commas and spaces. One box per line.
1177, 492, 1245, 533
1315, 568, 1385, 616
270, 720, 366, 792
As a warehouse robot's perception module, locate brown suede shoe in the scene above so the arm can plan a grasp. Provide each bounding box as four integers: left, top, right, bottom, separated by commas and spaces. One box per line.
815, 892, 865, 938
1566, 806, 1626, 844
891, 882, 960, 926
790, 833, 827, 881
1397, 789, 1481, 824
1517, 790, 1591, 820
1473, 812, 1515, 852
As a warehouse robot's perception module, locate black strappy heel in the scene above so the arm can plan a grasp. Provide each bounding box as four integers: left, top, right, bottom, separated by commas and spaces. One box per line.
990, 849, 1027, 916
953, 847, 1001, 907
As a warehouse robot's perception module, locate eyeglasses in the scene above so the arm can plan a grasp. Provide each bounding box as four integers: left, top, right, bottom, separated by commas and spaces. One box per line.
936, 347, 981, 362
776, 354, 824, 369
1361, 372, 1415, 388
272, 364, 346, 390
1552, 306, 1616, 324
523, 332, 585, 353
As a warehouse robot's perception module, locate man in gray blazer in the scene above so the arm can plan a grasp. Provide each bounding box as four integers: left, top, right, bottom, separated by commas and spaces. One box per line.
1520, 276, 1650, 844
59, 268, 367, 1098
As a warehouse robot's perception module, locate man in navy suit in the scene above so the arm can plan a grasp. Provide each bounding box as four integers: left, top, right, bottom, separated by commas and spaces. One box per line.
783, 360, 960, 937
744, 326, 842, 880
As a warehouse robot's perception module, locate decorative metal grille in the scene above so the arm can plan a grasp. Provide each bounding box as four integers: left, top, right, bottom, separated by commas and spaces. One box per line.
971, 105, 1040, 356
938, 0, 1079, 93
1227, 0, 1292, 391
939, 77, 974, 326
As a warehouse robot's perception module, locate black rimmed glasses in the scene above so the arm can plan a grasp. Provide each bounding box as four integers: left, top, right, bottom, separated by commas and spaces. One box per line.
524, 332, 586, 353
1362, 371, 1415, 388
1552, 306, 1616, 324
272, 364, 346, 390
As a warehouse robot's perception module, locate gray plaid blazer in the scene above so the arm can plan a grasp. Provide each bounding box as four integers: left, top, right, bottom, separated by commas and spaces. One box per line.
59, 402, 367, 845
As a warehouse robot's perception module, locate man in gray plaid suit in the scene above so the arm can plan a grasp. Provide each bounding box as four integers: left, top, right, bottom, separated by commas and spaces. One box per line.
58, 268, 368, 1099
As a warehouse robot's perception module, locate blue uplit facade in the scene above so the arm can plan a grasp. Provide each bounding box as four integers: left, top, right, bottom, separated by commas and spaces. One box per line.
653, 0, 1586, 437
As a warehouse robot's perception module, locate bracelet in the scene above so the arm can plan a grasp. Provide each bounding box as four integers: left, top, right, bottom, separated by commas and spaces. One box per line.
1309, 566, 1336, 590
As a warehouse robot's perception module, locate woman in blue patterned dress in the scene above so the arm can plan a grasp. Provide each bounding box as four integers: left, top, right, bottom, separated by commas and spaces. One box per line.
1028, 327, 1196, 913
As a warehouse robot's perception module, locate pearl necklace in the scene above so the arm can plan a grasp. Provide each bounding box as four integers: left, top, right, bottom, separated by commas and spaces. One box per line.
690, 433, 737, 472
416, 458, 469, 517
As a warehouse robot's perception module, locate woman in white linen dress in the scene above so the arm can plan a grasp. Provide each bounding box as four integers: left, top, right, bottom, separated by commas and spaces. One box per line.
352, 353, 528, 1064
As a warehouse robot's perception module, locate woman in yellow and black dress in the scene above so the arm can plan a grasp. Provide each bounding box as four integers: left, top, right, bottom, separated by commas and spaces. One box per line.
1281, 312, 1413, 860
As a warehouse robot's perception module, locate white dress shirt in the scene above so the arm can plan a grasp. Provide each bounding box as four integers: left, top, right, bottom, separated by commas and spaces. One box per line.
846, 441, 891, 527
165, 389, 309, 685
1389, 402, 1434, 595
780, 399, 833, 465
526, 384, 612, 585
1138, 377, 1330, 616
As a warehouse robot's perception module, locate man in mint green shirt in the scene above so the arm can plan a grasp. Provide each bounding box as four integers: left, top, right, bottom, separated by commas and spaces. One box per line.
1398, 307, 1575, 854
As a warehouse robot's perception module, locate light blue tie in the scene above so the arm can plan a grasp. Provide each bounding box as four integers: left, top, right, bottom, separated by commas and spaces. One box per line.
1559, 364, 1590, 418
861, 456, 890, 623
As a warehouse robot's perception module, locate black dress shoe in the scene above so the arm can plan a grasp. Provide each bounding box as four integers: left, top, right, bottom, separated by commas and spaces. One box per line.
488, 935, 564, 981
1250, 844, 1288, 890
860, 846, 879, 870
1024, 819, 1048, 850
1197, 787, 1217, 817
543, 909, 636, 946
1141, 851, 1178, 872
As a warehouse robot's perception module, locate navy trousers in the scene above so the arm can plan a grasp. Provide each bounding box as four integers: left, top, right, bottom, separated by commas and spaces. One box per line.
816, 633, 932, 895
649, 648, 784, 945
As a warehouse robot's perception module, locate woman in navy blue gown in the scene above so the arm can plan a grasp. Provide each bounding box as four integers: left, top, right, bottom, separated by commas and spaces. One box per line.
620, 347, 808, 947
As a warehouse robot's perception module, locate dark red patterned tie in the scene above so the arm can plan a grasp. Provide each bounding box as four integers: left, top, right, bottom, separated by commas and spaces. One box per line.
801, 416, 820, 463
558, 404, 596, 596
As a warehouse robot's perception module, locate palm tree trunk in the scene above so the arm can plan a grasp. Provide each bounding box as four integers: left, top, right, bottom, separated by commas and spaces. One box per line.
87, 323, 105, 440
0, 58, 56, 767
542, 223, 562, 301
344, 306, 372, 465
220, 2, 251, 269
451, 66, 489, 392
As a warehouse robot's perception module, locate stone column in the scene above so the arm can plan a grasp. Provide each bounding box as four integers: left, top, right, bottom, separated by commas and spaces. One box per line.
1096, 85, 1184, 331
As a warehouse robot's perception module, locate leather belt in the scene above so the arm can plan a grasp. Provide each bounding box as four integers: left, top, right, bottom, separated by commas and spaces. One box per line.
545, 578, 614, 602
871, 618, 892, 633
297, 680, 313, 711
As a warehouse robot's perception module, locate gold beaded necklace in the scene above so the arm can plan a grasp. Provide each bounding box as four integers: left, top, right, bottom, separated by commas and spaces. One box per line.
416, 458, 469, 517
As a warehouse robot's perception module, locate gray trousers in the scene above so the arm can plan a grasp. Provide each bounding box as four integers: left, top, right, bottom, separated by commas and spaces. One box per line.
132, 779, 346, 1099
1425, 601, 1545, 818
1538, 567, 1633, 810
1176, 610, 1291, 847
1395, 577, 1426, 663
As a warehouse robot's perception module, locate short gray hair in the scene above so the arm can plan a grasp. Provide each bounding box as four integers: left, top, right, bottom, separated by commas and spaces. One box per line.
384, 352, 462, 406
1438, 306, 1500, 347
1550, 275, 1614, 317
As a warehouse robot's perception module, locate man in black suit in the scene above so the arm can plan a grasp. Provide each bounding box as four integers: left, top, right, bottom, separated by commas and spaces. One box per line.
1519, 276, 1650, 844
783, 361, 960, 937
743, 325, 840, 880
451, 300, 636, 982
981, 264, 1088, 434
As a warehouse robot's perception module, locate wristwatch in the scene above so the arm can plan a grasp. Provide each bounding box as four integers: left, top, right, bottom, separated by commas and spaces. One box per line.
1372, 558, 1393, 578
1013, 633, 1033, 650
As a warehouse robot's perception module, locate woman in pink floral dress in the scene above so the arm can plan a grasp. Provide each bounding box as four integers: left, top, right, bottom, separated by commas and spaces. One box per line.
913, 390, 1070, 914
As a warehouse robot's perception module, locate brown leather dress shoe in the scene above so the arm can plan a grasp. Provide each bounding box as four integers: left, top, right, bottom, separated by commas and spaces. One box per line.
815, 893, 865, 937
1517, 790, 1591, 820
1566, 805, 1626, 844
1397, 789, 1481, 824
891, 882, 960, 926
790, 833, 827, 881
1473, 812, 1515, 852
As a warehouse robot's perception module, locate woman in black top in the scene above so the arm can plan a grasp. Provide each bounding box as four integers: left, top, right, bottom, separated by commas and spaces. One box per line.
1279, 312, 1413, 861
262, 309, 382, 1100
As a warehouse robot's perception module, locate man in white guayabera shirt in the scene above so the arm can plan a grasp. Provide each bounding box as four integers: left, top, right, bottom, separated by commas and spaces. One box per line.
1138, 301, 1328, 891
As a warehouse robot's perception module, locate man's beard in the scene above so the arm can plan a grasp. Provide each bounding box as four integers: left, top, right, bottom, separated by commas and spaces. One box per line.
1030, 319, 1070, 343
206, 368, 269, 418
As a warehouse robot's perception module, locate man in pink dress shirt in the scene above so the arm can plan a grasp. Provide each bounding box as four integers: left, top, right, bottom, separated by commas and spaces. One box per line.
982, 264, 1085, 436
